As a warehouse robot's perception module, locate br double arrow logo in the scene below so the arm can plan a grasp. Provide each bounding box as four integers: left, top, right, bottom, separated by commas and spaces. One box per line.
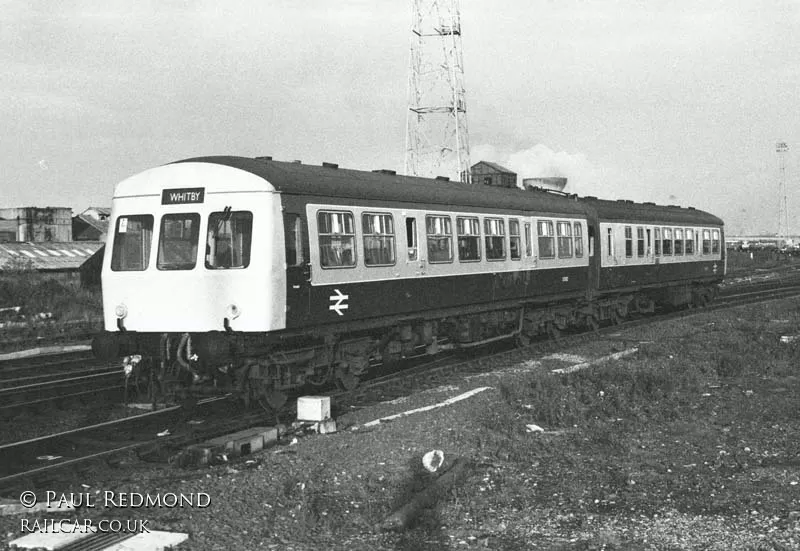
329, 289, 349, 316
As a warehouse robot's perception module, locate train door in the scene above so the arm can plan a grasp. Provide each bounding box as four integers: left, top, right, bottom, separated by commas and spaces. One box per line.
405, 215, 425, 275
586, 214, 600, 297
284, 212, 310, 325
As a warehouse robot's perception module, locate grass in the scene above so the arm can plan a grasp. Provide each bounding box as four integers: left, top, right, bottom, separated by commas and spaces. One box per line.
0, 267, 102, 351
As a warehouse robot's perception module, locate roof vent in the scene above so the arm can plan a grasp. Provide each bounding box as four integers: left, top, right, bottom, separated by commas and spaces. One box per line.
585, 196, 598, 200
255, 156, 273, 161
293, 160, 302, 164
372, 169, 397, 175
435, 176, 450, 181
643, 202, 656, 206
322, 162, 339, 169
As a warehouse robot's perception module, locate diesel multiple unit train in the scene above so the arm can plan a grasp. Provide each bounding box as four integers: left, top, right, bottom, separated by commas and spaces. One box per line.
93, 156, 725, 407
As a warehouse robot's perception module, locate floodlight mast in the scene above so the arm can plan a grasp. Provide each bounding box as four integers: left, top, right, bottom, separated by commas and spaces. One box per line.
404, 0, 471, 183
777, 142, 790, 246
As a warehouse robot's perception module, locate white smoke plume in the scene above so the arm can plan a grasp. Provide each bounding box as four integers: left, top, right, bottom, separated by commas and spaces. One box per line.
471, 143, 596, 194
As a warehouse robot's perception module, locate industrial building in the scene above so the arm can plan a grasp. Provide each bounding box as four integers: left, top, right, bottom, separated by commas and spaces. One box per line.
72, 207, 110, 241
0, 207, 73, 242
0, 241, 104, 287
470, 161, 518, 188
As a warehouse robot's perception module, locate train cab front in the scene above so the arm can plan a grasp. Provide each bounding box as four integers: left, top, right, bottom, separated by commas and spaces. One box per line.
92, 160, 288, 396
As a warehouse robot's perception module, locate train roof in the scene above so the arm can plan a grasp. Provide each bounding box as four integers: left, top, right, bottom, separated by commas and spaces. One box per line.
164, 156, 723, 227
581, 196, 724, 226
173, 156, 589, 217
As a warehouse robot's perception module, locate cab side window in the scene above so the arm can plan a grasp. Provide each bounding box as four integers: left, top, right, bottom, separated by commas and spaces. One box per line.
206, 210, 253, 269
111, 215, 153, 271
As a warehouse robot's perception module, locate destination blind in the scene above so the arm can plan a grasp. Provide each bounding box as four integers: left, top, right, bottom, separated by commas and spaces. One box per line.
161, 188, 205, 205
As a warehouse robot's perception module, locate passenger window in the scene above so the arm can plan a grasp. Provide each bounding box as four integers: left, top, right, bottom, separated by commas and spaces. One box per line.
426, 215, 453, 263
606, 227, 613, 257
524, 223, 533, 257
509, 219, 521, 260
111, 215, 153, 271
206, 210, 253, 269
702, 229, 711, 254
557, 221, 573, 258
574, 222, 583, 258
654, 227, 661, 256
283, 214, 305, 267
685, 228, 695, 255
484, 218, 506, 260
662, 227, 673, 256
646, 228, 652, 256
157, 213, 200, 270
457, 217, 481, 262
674, 228, 684, 255
318, 211, 356, 268
362, 213, 396, 266
712, 229, 720, 254
637, 227, 645, 257
624, 226, 633, 258
539, 221, 556, 259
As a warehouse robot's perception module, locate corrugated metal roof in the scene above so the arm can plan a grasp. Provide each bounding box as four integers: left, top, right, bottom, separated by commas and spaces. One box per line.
75, 213, 109, 234
0, 241, 104, 271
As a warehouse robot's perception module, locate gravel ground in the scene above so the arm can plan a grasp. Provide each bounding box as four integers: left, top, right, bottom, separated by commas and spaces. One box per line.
2, 301, 800, 550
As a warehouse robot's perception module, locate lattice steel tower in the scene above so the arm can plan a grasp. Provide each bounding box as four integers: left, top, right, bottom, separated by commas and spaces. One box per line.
777, 142, 790, 245
404, 0, 471, 183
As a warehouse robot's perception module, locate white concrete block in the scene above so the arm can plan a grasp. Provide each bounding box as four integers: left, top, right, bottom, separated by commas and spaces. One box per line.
297, 396, 331, 422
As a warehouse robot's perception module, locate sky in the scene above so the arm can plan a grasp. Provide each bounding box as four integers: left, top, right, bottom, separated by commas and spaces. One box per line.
2, 0, 800, 235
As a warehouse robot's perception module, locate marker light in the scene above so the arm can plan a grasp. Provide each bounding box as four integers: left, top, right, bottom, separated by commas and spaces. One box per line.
226, 304, 241, 320
115, 304, 128, 319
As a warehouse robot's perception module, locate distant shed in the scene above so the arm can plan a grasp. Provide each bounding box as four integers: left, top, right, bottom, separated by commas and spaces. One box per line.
470, 161, 518, 189
72, 207, 111, 241
0, 241, 104, 287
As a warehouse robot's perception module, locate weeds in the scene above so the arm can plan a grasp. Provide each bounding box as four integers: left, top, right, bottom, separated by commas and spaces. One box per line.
0, 272, 101, 322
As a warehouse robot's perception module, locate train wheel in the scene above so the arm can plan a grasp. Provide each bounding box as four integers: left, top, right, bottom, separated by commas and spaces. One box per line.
335, 362, 360, 391
546, 322, 561, 340
262, 388, 288, 410
515, 333, 531, 348
610, 310, 621, 325
585, 314, 599, 332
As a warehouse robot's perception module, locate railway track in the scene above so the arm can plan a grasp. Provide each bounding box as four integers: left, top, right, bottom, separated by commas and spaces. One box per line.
0, 395, 250, 490
0, 363, 123, 416
1, 279, 799, 494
